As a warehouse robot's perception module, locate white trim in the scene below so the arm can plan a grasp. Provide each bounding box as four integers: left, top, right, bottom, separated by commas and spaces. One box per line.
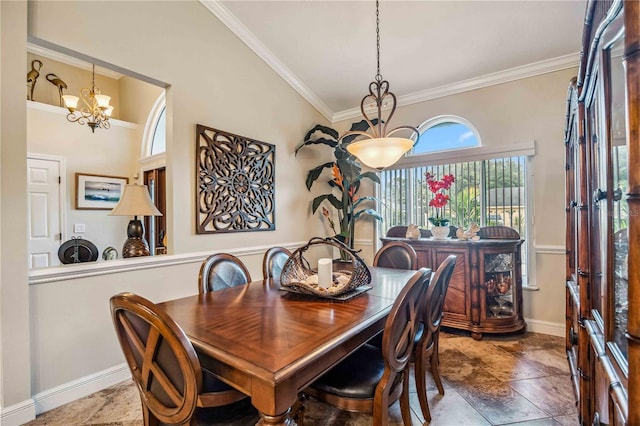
0, 399, 36, 426
414, 115, 482, 151
32, 363, 131, 415
387, 141, 536, 171
199, 0, 333, 121
354, 238, 373, 247
524, 318, 565, 337
138, 153, 167, 173
27, 42, 124, 80
141, 92, 166, 158
27, 100, 138, 129
522, 284, 540, 291
332, 53, 580, 123
535, 245, 565, 255
28, 241, 308, 285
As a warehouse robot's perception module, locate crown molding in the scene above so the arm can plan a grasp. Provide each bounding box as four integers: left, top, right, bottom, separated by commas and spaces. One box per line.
27, 42, 124, 80
200, 0, 334, 121
333, 52, 580, 123
199, 1, 579, 126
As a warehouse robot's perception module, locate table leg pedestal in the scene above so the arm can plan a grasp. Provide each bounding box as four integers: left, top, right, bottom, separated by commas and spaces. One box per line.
258, 408, 296, 426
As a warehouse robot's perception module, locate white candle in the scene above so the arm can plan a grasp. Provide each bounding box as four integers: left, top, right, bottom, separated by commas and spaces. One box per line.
318, 258, 333, 289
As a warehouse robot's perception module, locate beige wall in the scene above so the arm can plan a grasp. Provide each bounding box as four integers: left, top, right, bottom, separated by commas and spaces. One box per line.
1, 0, 328, 413
1, 0, 32, 410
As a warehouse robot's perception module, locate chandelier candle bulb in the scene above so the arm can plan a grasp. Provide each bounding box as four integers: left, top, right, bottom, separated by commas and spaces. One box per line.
318, 258, 333, 289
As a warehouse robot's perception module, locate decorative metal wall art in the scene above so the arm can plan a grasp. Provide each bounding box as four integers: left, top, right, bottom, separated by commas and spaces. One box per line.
196, 124, 275, 234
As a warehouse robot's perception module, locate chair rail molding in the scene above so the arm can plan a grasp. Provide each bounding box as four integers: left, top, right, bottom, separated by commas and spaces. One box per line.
29, 241, 308, 285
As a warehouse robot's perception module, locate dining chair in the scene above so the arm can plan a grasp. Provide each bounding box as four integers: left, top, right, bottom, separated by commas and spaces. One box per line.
198, 253, 251, 293
262, 246, 292, 280
110, 292, 247, 426
414, 255, 457, 422
303, 268, 431, 426
373, 241, 418, 270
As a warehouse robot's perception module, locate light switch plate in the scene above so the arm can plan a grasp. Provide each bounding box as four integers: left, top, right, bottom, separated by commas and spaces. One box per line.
74, 223, 86, 233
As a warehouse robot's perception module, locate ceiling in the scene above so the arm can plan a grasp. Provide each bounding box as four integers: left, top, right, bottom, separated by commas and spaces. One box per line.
206, 0, 586, 122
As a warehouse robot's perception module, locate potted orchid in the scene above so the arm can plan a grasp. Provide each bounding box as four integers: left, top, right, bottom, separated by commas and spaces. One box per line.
426, 172, 455, 239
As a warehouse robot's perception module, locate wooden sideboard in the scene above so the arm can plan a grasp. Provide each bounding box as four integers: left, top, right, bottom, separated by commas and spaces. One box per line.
381, 237, 526, 340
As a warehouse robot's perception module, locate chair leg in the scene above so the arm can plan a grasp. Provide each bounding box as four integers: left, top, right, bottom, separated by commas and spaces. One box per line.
431, 341, 445, 395
415, 351, 432, 423
142, 404, 160, 426
399, 373, 412, 426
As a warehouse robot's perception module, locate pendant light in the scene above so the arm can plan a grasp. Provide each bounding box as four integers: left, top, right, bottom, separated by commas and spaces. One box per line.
341, 0, 419, 170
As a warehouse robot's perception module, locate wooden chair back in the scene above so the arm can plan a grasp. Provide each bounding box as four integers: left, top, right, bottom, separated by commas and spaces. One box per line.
262, 247, 291, 280
385, 225, 408, 237
373, 241, 418, 270
110, 292, 202, 425
198, 253, 251, 293
421, 255, 457, 344
479, 225, 520, 239
382, 267, 431, 374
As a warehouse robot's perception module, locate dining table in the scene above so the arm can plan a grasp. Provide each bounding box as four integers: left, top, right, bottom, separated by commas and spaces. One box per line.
157, 266, 425, 425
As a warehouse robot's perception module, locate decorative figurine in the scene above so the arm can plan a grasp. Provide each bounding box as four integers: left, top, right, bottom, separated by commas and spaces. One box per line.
405, 223, 420, 239
456, 222, 480, 240
27, 59, 43, 101
46, 73, 68, 107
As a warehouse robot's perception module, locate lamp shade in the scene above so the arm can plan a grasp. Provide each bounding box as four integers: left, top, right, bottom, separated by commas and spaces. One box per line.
110, 184, 162, 217
346, 137, 414, 170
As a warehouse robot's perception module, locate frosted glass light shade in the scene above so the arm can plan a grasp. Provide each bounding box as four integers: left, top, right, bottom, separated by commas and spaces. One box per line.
62, 95, 79, 110
94, 94, 111, 108
110, 184, 162, 217
105, 105, 114, 117
346, 137, 414, 169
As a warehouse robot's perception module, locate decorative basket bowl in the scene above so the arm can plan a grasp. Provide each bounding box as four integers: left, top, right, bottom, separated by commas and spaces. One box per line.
280, 237, 371, 297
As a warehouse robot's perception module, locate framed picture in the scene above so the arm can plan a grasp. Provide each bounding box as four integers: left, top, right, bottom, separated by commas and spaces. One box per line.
75, 173, 129, 210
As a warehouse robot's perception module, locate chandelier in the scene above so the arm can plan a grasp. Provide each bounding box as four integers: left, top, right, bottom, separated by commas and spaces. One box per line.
341, 0, 419, 170
62, 64, 113, 133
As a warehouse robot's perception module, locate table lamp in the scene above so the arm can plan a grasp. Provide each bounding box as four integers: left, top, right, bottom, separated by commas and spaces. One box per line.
110, 184, 162, 258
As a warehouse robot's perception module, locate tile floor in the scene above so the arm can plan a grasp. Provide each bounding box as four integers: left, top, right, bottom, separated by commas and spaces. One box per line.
24, 331, 578, 426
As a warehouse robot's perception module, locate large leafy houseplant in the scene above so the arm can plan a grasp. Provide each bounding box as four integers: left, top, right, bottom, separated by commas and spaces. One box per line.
296, 121, 383, 250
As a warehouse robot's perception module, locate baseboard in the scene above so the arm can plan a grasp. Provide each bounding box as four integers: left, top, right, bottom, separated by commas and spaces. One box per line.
524, 318, 564, 337
32, 363, 131, 415
0, 398, 36, 426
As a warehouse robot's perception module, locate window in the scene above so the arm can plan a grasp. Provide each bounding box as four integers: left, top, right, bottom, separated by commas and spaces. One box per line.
140, 92, 167, 255
150, 106, 166, 155
379, 116, 533, 283
413, 115, 481, 154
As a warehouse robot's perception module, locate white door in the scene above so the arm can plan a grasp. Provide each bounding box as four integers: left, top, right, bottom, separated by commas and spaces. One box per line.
27, 156, 63, 268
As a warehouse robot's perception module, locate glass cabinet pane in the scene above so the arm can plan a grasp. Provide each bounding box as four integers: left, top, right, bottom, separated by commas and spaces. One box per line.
484, 253, 515, 318
609, 34, 628, 359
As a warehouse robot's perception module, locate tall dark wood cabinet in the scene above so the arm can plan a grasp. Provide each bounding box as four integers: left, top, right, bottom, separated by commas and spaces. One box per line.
565, 1, 639, 424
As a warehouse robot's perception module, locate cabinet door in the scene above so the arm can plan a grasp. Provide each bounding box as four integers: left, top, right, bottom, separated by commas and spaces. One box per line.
606, 30, 628, 363
435, 249, 470, 323
481, 249, 518, 321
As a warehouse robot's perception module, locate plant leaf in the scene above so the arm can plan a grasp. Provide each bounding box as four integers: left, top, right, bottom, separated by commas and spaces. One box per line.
304, 124, 339, 142
356, 171, 381, 184
306, 162, 334, 190
312, 194, 342, 213
352, 196, 379, 209
295, 125, 339, 155
353, 208, 383, 221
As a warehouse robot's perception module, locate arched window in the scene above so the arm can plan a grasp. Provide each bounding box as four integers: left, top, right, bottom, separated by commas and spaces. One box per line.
412, 115, 481, 154
150, 106, 166, 155
142, 92, 166, 157
140, 92, 166, 255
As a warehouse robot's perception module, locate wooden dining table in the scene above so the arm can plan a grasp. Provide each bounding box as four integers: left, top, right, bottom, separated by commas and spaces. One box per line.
157, 266, 424, 425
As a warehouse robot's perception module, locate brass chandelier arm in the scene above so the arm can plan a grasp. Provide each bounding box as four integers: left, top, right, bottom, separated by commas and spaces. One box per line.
339, 130, 374, 142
